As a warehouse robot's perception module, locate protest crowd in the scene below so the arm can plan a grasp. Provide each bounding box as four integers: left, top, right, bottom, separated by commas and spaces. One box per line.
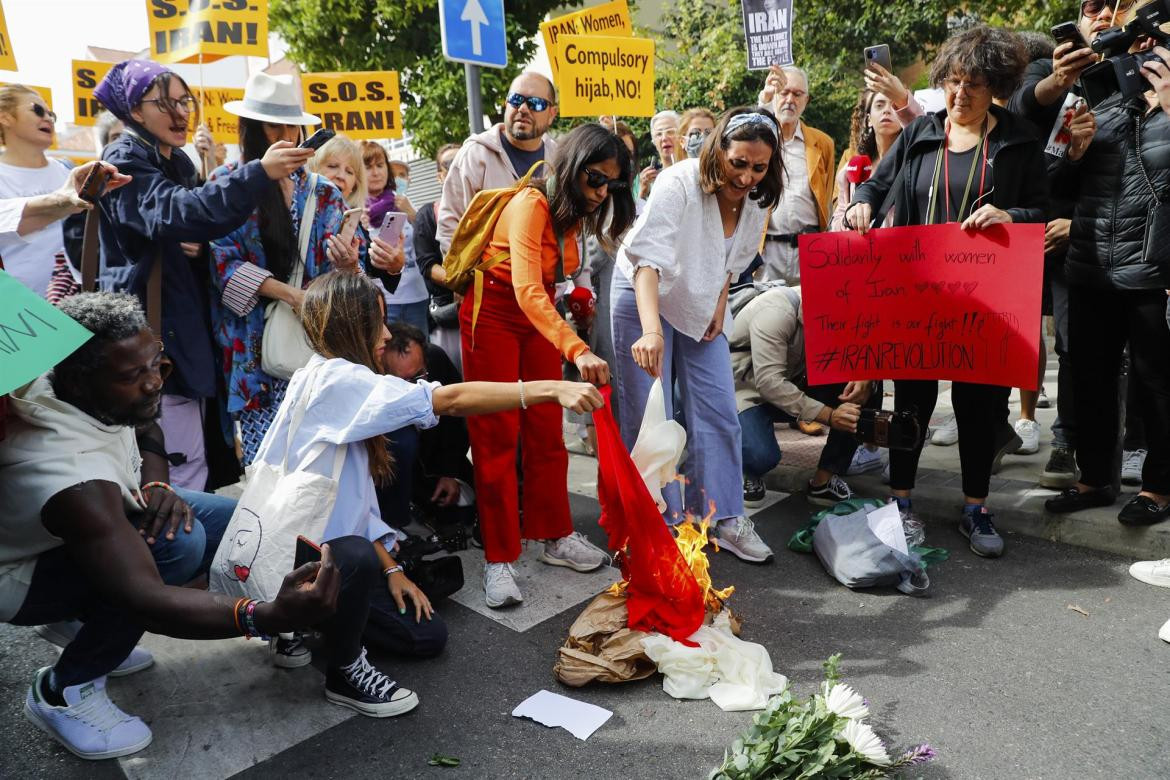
2, 0, 1170, 764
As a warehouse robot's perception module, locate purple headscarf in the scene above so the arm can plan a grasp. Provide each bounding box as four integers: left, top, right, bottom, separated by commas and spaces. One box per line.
94, 59, 171, 125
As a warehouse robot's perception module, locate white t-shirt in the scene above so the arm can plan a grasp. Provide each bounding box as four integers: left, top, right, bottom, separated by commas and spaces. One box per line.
0, 158, 71, 297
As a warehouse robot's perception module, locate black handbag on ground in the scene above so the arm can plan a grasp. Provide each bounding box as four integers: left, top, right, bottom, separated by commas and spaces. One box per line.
854, 408, 921, 451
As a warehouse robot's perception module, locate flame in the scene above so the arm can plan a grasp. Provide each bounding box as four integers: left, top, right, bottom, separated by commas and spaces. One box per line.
676, 503, 735, 611
605, 502, 735, 613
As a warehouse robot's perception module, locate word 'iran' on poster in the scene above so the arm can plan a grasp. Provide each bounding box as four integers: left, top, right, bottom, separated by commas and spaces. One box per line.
557, 35, 654, 118
147, 0, 268, 64
798, 223, 1044, 390
301, 71, 401, 141
741, 0, 794, 70
540, 0, 632, 78
72, 61, 114, 127
0, 0, 16, 71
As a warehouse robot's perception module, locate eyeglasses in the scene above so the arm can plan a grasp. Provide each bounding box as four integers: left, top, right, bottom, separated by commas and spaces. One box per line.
506, 92, 552, 112
651, 126, 678, 140
583, 167, 628, 190
1081, 0, 1134, 17
30, 103, 57, 123
943, 77, 989, 94
141, 96, 197, 114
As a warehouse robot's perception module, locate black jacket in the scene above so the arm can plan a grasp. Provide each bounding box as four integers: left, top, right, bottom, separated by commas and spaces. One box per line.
413, 201, 453, 306
1007, 58, 1080, 222
98, 128, 269, 399
1058, 95, 1170, 291
852, 104, 1048, 228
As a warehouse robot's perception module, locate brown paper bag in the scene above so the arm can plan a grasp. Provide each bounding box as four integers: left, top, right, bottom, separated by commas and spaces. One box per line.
554, 590, 658, 687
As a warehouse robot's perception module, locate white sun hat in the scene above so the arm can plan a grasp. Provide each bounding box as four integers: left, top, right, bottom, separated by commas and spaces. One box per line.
223, 72, 320, 125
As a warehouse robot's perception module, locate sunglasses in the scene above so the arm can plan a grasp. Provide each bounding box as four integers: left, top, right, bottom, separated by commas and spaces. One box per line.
583, 167, 628, 190
30, 103, 57, 123
1081, 0, 1134, 16
506, 92, 552, 112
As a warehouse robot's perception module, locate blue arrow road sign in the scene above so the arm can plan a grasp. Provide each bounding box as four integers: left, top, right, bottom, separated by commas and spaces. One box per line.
439, 0, 508, 68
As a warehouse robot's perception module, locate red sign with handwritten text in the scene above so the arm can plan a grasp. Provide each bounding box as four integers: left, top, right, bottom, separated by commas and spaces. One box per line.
798, 223, 1044, 390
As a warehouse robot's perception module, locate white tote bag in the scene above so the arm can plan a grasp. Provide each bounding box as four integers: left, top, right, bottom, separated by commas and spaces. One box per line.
210, 365, 346, 601
261, 173, 319, 380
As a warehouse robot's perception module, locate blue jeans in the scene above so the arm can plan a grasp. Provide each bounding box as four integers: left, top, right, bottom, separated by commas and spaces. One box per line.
740, 382, 877, 480
610, 272, 743, 523
386, 300, 430, 333
10, 489, 237, 687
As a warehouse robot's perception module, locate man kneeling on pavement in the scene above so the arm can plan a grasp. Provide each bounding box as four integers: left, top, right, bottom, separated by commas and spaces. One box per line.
729, 282, 880, 507
0, 293, 407, 761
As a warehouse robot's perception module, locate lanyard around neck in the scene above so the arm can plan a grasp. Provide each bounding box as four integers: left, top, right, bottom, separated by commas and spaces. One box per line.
927, 116, 989, 225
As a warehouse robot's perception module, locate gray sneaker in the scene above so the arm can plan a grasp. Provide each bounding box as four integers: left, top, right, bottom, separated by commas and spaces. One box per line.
710, 516, 774, 564
483, 562, 523, 608
959, 507, 1004, 558
539, 532, 607, 572
1122, 449, 1147, 486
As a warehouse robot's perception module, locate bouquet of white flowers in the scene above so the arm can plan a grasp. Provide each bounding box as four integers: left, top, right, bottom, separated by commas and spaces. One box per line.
711, 655, 937, 779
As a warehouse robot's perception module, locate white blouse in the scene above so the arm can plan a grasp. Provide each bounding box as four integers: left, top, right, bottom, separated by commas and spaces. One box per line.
616, 158, 768, 340
254, 354, 440, 547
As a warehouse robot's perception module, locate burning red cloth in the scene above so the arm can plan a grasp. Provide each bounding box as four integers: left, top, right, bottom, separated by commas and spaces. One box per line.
594, 385, 704, 643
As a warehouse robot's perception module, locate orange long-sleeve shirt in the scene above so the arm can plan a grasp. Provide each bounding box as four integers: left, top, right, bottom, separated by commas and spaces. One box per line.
483, 186, 589, 362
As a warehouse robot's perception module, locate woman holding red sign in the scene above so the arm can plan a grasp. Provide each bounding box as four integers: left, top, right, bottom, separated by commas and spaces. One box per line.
843, 25, 1047, 559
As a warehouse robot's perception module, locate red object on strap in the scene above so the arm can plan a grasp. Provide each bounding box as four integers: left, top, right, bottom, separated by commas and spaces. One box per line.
593, 385, 704, 644
845, 154, 873, 185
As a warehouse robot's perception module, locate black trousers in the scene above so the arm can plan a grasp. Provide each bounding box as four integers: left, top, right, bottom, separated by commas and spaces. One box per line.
1069, 285, 1170, 494
888, 380, 1010, 499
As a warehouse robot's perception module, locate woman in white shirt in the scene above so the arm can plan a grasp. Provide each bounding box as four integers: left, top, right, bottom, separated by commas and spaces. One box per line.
249, 270, 601, 717
0, 84, 72, 297
612, 107, 784, 564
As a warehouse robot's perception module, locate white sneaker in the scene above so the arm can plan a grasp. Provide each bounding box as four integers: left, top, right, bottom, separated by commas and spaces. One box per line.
1013, 418, 1041, 455
483, 562, 523, 608
710, 516, 774, 563
1130, 559, 1170, 589
846, 446, 886, 476
35, 622, 154, 677
539, 532, 607, 572
1160, 617, 1170, 644
23, 668, 152, 760
930, 415, 958, 446
1122, 449, 1147, 486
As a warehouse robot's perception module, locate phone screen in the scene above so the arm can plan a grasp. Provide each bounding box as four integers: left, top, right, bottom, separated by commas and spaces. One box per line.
294, 535, 322, 570
338, 208, 363, 246
378, 211, 407, 247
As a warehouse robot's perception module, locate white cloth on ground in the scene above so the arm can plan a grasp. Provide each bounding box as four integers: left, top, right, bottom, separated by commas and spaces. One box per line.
640, 611, 788, 711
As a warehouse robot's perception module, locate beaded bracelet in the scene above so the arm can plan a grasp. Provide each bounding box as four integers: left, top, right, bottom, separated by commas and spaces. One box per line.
141, 481, 175, 502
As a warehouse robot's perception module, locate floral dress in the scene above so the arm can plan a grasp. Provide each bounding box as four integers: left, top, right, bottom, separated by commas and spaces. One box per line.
208, 166, 350, 464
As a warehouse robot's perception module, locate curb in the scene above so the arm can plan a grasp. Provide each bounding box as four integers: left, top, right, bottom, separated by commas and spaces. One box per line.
764, 464, 1170, 561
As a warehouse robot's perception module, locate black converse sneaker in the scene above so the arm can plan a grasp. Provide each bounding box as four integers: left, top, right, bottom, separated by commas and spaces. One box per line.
269, 632, 312, 669
325, 648, 419, 717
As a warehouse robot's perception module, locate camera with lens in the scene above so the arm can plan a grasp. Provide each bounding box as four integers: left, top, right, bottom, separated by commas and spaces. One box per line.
1080, 0, 1170, 107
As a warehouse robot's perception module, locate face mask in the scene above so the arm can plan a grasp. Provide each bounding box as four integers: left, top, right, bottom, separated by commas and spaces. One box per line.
685, 130, 708, 158
395, 176, 409, 196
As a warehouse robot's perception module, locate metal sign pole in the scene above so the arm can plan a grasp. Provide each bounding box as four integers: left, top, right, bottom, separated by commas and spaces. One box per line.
465, 63, 485, 134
